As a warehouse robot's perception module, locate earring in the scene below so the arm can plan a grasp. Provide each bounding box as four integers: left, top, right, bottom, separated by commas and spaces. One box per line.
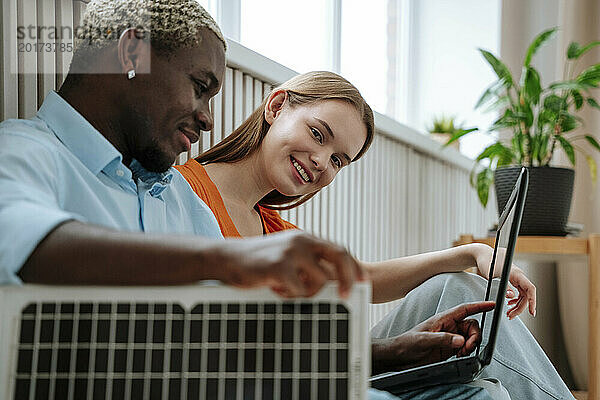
127, 69, 136, 80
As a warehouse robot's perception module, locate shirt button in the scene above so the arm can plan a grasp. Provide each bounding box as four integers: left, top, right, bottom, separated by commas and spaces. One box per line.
116, 169, 124, 177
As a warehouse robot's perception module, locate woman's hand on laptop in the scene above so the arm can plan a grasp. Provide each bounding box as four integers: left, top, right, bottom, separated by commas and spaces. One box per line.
371, 301, 495, 374
472, 244, 537, 319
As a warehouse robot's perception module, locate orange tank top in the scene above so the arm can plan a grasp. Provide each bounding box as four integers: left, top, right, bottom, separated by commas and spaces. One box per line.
175, 159, 297, 237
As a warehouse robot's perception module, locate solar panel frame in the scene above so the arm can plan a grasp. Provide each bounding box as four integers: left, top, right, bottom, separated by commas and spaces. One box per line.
0, 282, 370, 400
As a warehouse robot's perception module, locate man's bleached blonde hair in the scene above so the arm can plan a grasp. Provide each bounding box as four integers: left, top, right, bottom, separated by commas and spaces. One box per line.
76, 0, 226, 53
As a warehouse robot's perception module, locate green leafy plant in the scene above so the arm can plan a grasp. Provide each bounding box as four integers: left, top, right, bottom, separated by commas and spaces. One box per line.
428, 115, 463, 134
447, 27, 600, 206
428, 115, 477, 148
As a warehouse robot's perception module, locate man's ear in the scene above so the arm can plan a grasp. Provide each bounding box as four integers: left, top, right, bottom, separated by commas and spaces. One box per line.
118, 28, 151, 75
264, 90, 287, 125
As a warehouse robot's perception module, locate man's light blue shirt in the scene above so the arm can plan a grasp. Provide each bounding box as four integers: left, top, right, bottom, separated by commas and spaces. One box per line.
0, 91, 223, 284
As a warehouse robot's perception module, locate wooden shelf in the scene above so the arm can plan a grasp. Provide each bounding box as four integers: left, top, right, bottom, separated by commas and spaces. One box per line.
454, 235, 588, 255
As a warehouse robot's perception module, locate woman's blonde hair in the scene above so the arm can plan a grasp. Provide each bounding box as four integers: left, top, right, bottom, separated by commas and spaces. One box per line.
196, 71, 375, 210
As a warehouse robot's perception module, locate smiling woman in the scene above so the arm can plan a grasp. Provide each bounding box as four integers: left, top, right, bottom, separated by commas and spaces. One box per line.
175, 71, 374, 237
184, 71, 375, 209
259, 98, 366, 195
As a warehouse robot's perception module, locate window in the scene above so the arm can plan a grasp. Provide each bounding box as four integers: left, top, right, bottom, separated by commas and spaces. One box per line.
209, 0, 502, 160
239, 0, 335, 73
340, 0, 388, 114
406, 0, 502, 159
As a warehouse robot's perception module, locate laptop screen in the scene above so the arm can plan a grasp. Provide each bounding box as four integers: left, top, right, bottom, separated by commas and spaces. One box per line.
483, 191, 518, 304
477, 168, 527, 364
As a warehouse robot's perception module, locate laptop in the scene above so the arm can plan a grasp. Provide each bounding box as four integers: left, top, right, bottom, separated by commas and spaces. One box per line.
370, 167, 529, 395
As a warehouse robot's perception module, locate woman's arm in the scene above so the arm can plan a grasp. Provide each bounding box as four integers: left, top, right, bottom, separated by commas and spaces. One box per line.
363, 244, 485, 304
363, 243, 536, 318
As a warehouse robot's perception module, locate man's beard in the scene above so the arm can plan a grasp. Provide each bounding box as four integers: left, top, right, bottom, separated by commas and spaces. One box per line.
136, 137, 173, 173
127, 112, 174, 173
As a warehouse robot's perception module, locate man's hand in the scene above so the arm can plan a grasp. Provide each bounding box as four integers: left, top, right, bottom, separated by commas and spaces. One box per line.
472, 243, 536, 318
371, 301, 495, 374
217, 230, 365, 298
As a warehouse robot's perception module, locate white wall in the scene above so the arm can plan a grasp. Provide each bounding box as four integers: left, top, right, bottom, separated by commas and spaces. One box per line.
499, 0, 575, 388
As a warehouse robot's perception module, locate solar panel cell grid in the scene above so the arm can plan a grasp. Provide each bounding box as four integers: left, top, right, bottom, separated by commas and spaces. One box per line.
14, 301, 350, 399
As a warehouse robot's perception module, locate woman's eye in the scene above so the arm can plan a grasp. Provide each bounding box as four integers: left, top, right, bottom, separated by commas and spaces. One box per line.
310, 127, 323, 144
331, 155, 342, 168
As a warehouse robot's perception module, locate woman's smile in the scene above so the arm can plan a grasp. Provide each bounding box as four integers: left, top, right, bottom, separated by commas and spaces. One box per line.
290, 156, 313, 185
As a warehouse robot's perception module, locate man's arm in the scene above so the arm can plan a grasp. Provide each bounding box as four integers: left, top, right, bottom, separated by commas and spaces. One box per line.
370, 301, 495, 375
20, 220, 225, 284
20, 221, 364, 298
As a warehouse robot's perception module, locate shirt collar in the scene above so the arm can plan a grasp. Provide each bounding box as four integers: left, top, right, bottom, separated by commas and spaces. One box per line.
37, 91, 122, 176
130, 159, 173, 188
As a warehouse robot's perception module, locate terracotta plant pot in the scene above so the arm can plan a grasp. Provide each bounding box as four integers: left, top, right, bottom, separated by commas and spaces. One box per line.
494, 166, 574, 236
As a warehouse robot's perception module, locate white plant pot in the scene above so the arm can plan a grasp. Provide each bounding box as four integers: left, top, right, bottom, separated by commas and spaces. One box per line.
430, 133, 460, 150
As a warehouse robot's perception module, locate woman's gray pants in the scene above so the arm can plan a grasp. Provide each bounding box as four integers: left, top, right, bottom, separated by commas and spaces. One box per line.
369, 272, 574, 400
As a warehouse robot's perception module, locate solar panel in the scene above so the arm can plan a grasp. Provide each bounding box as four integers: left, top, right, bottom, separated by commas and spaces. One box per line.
0, 283, 370, 400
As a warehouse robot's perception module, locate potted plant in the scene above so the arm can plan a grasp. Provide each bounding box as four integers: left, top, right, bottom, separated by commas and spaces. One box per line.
447, 27, 600, 235
427, 115, 476, 150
